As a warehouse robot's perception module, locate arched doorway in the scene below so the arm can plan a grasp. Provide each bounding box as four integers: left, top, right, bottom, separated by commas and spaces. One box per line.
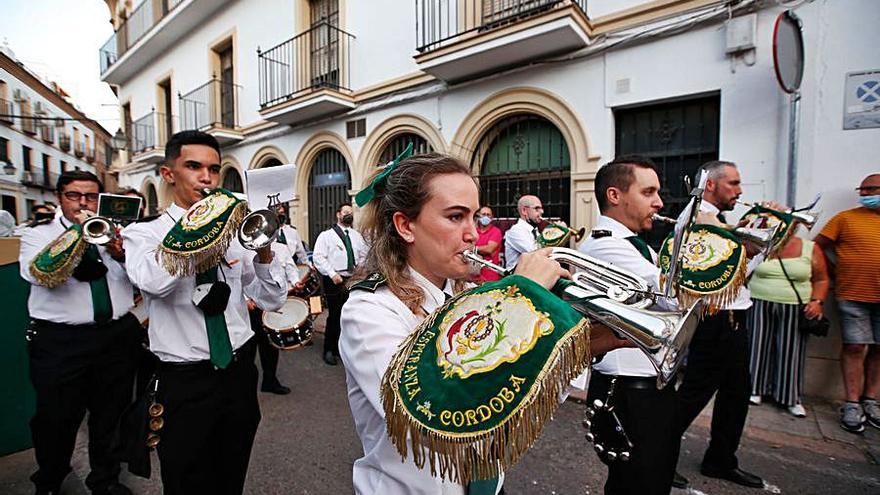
473, 114, 570, 222
221, 167, 244, 193
308, 148, 351, 245
377, 132, 433, 165
145, 182, 158, 215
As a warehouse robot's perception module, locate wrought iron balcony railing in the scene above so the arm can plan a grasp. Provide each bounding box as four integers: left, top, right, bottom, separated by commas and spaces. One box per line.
415, 0, 587, 52
21, 169, 59, 190
99, 0, 186, 74
131, 111, 174, 155
180, 78, 240, 131
258, 21, 354, 109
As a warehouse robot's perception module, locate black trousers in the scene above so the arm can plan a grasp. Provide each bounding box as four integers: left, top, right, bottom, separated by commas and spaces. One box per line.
155, 339, 260, 495
322, 275, 349, 356
134, 325, 158, 398
27, 313, 140, 492
676, 309, 751, 471
249, 307, 280, 386
588, 373, 679, 495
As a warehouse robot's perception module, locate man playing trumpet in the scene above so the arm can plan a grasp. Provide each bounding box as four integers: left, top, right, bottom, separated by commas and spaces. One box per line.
122, 131, 287, 495
20, 170, 141, 495
577, 156, 680, 494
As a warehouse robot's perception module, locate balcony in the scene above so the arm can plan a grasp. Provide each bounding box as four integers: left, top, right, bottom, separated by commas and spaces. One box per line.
257, 22, 356, 126
414, 0, 591, 82
179, 77, 243, 145
131, 111, 174, 164
86, 145, 96, 163
21, 170, 59, 191
0, 99, 12, 124
39, 123, 55, 144
59, 133, 71, 152
74, 139, 85, 158
99, 0, 234, 85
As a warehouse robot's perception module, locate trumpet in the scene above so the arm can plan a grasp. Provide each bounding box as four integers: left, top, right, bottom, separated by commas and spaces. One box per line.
652, 213, 778, 250
463, 248, 703, 388
199, 188, 282, 251
735, 199, 818, 229
81, 215, 118, 245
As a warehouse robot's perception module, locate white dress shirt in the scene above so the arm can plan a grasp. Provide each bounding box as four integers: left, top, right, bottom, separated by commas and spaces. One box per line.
278, 224, 308, 265
122, 203, 287, 363
340, 268, 485, 495
503, 218, 539, 269
677, 201, 763, 310
578, 215, 663, 378
19, 214, 135, 325
312, 224, 368, 279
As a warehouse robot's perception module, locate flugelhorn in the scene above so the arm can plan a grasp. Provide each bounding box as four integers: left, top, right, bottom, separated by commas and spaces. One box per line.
238, 193, 282, 251
652, 213, 779, 249
463, 248, 703, 388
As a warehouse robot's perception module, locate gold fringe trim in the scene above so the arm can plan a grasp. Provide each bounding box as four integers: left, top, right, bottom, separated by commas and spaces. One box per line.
380, 310, 593, 485
155, 202, 248, 277
662, 249, 747, 316
29, 237, 87, 289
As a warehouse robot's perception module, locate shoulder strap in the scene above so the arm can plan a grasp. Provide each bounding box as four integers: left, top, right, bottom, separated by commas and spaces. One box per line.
350, 273, 386, 293
776, 257, 804, 305
331, 224, 347, 243
135, 214, 161, 223
27, 218, 54, 228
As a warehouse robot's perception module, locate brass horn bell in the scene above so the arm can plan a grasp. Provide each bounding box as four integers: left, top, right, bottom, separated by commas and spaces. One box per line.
81, 216, 117, 245
237, 209, 281, 250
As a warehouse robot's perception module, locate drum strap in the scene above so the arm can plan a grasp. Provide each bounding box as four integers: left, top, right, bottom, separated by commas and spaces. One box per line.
332, 225, 356, 272
196, 266, 232, 369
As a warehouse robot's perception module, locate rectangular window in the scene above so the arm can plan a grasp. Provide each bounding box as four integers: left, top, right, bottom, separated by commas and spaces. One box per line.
60, 160, 67, 172
1, 194, 17, 222
0, 136, 8, 162
26, 199, 35, 218
22, 145, 32, 171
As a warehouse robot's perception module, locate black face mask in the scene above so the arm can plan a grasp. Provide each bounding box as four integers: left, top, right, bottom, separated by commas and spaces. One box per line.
341, 214, 354, 226
277, 214, 288, 224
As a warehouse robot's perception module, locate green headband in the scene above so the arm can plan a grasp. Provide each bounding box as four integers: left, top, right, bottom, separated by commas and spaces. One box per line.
354, 142, 414, 207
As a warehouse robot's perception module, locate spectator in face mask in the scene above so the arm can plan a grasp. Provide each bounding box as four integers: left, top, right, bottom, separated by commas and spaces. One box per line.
473, 206, 503, 283
816, 173, 880, 433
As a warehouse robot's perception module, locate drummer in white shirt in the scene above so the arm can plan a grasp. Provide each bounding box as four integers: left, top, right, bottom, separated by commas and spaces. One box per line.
578, 156, 681, 494
340, 152, 629, 495
122, 131, 287, 495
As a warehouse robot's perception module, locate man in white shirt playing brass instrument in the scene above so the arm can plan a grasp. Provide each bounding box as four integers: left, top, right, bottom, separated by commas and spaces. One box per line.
122, 131, 286, 495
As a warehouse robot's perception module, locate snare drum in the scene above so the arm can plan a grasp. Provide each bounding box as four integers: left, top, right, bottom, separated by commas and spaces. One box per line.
262, 297, 314, 351
291, 264, 321, 298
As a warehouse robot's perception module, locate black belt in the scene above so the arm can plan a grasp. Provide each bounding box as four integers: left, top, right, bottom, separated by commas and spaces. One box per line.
157, 339, 254, 372
31, 312, 136, 331
594, 372, 656, 390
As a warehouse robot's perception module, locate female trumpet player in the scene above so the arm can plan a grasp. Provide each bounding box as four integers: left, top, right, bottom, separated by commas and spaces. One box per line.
339, 152, 630, 494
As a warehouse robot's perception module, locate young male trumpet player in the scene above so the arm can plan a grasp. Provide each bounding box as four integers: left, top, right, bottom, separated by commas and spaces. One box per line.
122, 131, 287, 494
20, 170, 141, 495
578, 156, 680, 494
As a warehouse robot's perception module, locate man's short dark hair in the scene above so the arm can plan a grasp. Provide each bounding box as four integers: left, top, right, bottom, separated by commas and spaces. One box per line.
116, 187, 146, 202
595, 155, 657, 213
337, 202, 352, 213
164, 130, 221, 164
56, 170, 104, 193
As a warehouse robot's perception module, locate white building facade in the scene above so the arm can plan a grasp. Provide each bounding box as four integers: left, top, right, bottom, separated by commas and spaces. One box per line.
101, 0, 879, 399
1, 49, 112, 223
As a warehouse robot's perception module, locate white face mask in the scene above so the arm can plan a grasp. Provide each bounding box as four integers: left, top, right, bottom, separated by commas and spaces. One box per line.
859, 194, 880, 210
478, 216, 492, 227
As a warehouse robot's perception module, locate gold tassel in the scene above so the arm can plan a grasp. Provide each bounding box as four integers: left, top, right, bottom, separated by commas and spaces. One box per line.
29, 237, 87, 289
381, 314, 592, 485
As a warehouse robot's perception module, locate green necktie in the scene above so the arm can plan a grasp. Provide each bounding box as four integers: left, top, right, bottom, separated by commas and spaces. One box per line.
343, 229, 356, 272
277, 229, 287, 245
626, 235, 654, 264
467, 477, 500, 495
84, 244, 113, 324
196, 266, 233, 369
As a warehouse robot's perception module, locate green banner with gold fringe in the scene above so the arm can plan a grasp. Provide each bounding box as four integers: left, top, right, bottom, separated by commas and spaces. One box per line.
658, 224, 746, 314
156, 188, 247, 277
29, 225, 86, 288
740, 204, 795, 254
381, 275, 592, 484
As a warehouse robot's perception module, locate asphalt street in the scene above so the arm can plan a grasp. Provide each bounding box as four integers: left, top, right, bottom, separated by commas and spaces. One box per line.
1, 328, 878, 494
